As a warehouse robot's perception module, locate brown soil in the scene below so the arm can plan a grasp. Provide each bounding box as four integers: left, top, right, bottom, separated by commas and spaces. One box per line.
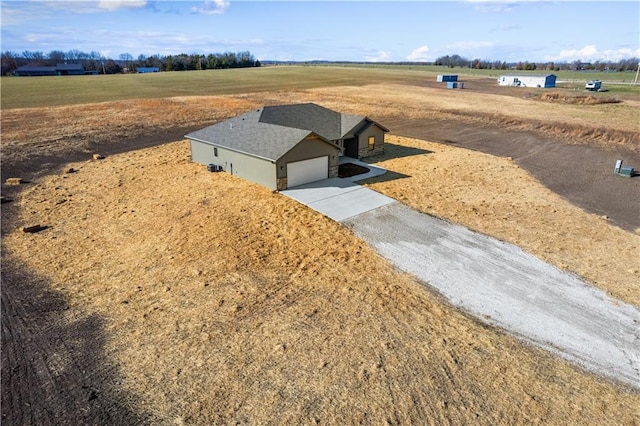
384, 117, 640, 232
338, 162, 370, 178
2, 83, 639, 424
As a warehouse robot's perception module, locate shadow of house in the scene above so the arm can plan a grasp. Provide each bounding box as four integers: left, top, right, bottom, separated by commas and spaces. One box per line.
358, 170, 412, 185
335, 142, 431, 185
360, 142, 433, 163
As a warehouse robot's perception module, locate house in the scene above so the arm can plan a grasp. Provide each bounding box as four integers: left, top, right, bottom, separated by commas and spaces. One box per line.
185, 103, 388, 190
497, 74, 556, 88
15, 63, 86, 76
137, 67, 160, 73
15, 66, 58, 76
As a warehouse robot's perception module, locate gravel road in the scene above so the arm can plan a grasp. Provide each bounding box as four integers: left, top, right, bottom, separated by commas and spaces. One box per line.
343, 203, 640, 389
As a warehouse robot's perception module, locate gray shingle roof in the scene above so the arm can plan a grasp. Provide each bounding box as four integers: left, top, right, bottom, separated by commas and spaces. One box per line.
186, 108, 323, 161
341, 114, 370, 138
185, 103, 386, 161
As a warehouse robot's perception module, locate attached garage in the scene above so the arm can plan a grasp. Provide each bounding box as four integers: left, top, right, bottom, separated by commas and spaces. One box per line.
286, 156, 328, 188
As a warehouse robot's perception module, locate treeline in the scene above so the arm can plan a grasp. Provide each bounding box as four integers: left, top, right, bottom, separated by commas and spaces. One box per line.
0, 50, 261, 75
434, 54, 640, 72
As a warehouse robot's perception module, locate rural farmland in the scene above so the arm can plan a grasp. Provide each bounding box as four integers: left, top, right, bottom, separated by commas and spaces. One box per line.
2, 66, 639, 424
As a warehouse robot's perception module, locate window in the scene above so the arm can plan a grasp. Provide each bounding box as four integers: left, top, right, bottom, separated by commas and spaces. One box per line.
214, 147, 218, 157
368, 136, 375, 151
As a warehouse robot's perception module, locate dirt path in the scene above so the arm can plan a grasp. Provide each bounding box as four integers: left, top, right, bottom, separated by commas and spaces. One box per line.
384, 117, 640, 232
344, 203, 640, 389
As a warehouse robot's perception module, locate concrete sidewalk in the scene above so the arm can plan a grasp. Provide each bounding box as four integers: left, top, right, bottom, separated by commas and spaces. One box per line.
280, 158, 395, 222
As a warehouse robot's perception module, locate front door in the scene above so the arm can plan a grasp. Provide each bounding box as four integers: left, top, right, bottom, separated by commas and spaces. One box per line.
344, 138, 358, 158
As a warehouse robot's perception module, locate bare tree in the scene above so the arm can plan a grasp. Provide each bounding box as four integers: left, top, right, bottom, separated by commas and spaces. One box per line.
119, 53, 133, 72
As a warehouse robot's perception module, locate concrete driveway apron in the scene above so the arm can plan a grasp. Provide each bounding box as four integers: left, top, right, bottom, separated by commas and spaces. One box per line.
280, 159, 396, 222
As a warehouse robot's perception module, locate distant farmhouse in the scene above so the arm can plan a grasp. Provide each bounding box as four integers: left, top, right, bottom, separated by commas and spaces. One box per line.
498, 74, 557, 88
15, 63, 96, 76
137, 67, 160, 73
186, 103, 388, 190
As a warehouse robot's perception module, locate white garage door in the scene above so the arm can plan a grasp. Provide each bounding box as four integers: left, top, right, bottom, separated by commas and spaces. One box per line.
286, 156, 328, 188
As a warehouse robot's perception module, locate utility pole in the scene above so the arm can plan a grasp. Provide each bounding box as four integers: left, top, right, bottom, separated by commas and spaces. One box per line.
633, 62, 640, 86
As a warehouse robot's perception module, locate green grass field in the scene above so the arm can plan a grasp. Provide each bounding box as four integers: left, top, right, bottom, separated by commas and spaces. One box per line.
0, 66, 426, 109
2, 64, 638, 109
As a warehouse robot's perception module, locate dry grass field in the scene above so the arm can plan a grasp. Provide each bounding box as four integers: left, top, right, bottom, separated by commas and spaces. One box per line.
2, 76, 639, 424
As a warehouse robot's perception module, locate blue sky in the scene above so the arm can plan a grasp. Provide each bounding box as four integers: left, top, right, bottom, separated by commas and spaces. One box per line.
1, 1, 639, 63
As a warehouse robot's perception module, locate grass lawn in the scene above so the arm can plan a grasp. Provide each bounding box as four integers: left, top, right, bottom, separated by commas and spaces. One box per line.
3, 64, 638, 109
0, 66, 426, 109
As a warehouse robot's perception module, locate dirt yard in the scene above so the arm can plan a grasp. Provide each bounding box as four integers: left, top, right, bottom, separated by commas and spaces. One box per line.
2, 82, 639, 424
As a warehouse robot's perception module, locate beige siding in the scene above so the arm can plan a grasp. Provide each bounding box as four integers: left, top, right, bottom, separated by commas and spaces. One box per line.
190, 140, 277, 190
190, 140, 215, 164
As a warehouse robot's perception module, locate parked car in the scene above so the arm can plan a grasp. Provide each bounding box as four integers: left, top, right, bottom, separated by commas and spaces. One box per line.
585, 80, 602, 91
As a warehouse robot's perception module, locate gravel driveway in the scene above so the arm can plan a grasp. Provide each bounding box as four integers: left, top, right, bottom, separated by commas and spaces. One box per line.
343, 203, 640, 389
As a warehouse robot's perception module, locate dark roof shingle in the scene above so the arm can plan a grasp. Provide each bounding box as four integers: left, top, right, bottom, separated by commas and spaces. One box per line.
186, 103, 385, 161
186, 109, 321, 161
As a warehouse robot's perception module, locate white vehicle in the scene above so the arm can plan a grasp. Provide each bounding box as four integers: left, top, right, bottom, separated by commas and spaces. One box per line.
585, 80, 602, 91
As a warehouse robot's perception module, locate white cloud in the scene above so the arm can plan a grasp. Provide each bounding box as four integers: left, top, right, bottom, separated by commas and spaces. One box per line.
25, 1, 148, 14
464, 0, 520, 13
445, 41, 494, 51
191, 0, 230, 15
364, 50, 391, 62
490, 25, 519, 32
97, 1, 147, 11
406, 45, 430, 62
546, 45, 640, 62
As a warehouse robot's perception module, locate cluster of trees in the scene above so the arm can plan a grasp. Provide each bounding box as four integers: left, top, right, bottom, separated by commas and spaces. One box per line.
1, 50, 261, 75
434, 54, 639, 72
161, 51, 260, 71
2, 48, 638, 76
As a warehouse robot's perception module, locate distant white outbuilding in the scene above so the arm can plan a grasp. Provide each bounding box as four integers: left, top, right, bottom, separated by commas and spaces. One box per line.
498, 74, 557, 88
